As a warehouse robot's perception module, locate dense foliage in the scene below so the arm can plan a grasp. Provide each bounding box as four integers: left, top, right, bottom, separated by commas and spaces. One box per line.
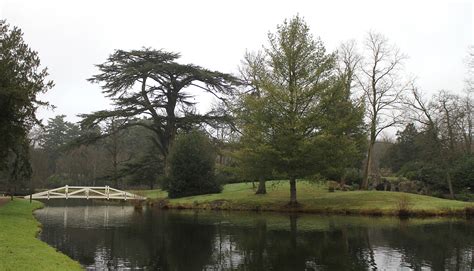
29, 115, 162, 189
234, 16, 366, 204
383, 88, 474, 198
1, 17, 472, 202
167, 130, 221, 198
80, 48, 240, 174
0, 20, 53, 193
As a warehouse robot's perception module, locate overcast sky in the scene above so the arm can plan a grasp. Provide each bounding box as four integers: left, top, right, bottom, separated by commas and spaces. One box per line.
1, 0, 473, 125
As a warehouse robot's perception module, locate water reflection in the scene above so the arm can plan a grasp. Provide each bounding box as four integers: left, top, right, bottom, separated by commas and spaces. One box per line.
34, 201, 474, 270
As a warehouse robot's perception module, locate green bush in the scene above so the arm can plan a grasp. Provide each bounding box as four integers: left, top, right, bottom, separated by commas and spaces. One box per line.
455, 192, 474, 202
215, 164, 239, 184
398, 161, 446, 192
452, 155, 474, 191
167, 130, 221, 198
342, 168, 363, 185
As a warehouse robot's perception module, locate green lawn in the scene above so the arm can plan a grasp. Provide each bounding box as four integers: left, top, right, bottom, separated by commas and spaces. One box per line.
135, 181, 474, 216
0, 199, 83, 271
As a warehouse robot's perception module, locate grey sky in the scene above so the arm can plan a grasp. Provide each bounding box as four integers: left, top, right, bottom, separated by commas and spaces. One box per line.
1, 0, 473, 125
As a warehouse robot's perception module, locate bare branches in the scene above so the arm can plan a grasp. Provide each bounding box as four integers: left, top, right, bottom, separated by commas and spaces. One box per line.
337, 40, 361, 96
402, 84, 436, 127
358, 31, 409, 189
465, 46, 474, 93
359, 31, 408, 135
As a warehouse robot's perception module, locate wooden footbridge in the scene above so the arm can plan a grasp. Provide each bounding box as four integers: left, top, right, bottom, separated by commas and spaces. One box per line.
24, 185, 146, 201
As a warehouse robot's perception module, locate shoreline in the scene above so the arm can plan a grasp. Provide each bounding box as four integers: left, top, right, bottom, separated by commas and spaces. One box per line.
135, 181, 474, 219
0, 199, 83, 271
150, 198, 474, 218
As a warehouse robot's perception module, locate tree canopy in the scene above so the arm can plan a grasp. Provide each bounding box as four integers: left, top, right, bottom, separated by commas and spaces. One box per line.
0, 20, 53, 192
234, 16, 365, 205
168, 130, 220, 198
81, 49, 241, 171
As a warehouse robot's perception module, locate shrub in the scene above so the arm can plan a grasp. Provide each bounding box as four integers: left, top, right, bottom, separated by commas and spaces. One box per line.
215, 164, 239, 184
396, 194, 412, 217
327, 181, 339, 192
455, 191, 474, 202
452, 155, 474, 191
167, 130, 221, 198
398, 161, 446, 191
342, 168, 362, 185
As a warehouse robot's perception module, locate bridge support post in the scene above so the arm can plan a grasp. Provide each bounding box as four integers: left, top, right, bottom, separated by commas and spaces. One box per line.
65, 185, 69, 199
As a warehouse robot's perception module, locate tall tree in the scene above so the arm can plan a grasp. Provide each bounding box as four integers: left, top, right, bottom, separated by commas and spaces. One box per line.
382, 123, 419, 173
466, 46, 474, 92
0, 20, 53, 194
81, 49, 240, 175
403, 87, 473, 198
235, 51, 274, 194
313, 76, 366, 183
39, 115, 79, 175
358, 32, 408, 189
239, 16, 338, 205
337, 40, 361, 95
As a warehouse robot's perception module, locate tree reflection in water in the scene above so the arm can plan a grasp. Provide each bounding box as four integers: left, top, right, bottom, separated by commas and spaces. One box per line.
35, 201, 474, 270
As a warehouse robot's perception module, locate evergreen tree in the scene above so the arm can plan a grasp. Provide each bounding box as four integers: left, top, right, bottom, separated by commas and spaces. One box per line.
0, 20, 53, 194
313, 77, 366, 183
168, 130, 221, 198
81, 49, 240, 175
238, 16, 337, 205
39, 115, 80, 175
382, 123, 419, 173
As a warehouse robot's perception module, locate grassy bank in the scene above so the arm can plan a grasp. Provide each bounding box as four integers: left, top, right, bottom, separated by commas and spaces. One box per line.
0, 199, 83, 271
135, 181, 474, 217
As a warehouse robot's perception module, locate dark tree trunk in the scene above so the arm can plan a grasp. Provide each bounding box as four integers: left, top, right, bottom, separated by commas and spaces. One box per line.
362, 140, 374, 190
163, 153, 172, 178
290, 214, 298, 249
446, 171, 454, 199
255, 178, 266, 194
254, 220, 267, 269
10, 185, 15, 201
289, 177, 297, 206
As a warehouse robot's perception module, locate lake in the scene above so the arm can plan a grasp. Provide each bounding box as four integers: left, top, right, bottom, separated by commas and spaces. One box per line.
34, 200, 474, 270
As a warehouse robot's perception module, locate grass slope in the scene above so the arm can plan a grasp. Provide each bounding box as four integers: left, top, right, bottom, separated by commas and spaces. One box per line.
135, 181, 474, 216
0, 199, 83, 271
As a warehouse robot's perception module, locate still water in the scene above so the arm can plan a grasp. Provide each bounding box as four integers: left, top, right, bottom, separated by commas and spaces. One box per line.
34, 200, 474, 270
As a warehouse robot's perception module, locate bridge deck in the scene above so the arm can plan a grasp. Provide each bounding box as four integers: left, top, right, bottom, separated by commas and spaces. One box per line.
24, 185, 146, 200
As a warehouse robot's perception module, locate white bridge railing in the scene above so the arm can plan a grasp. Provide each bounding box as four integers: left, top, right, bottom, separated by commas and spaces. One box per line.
24, 185, 146, 201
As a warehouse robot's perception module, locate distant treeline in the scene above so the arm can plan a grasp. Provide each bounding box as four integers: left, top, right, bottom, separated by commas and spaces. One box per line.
1, 16, 473, 203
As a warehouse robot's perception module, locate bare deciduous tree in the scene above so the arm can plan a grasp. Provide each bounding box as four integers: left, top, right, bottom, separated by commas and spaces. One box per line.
465, 46, 474, 92
403, 86, 473, 199
358, 32, 408, 189
337, 40, 361, 94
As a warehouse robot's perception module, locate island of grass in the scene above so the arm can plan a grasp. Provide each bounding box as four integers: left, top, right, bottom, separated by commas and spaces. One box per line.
0, 199, 83, 271
134, 181, 474, 217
